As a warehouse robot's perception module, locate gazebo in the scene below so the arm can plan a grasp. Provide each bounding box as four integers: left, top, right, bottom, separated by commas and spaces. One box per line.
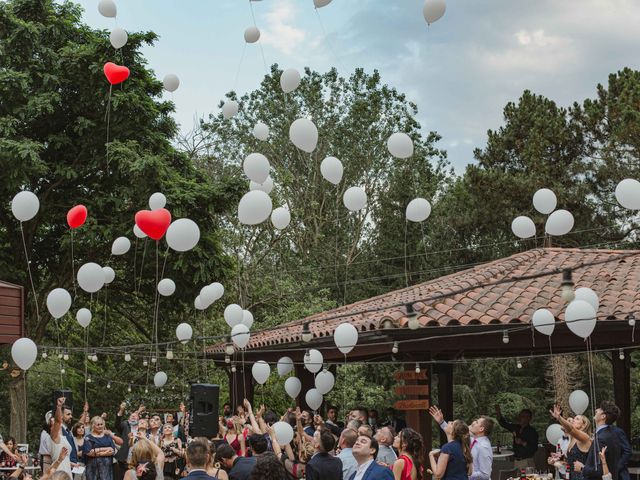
206, 247, 640, 449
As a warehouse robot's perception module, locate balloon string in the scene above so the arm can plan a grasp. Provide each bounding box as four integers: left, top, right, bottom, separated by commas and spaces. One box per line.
153, 246, 170, 366
314, 7, 344, 72
334, 185, 340, 296
70, 229, 77, 297
102, 287, 108, 344
19, 222, 40, 322
404, 221, 409, 288
154, 241, 159, 368
242, 349, 247, 402
233, 42, 247, 92
248, 0, 268, 74
133, 237, 138, 292
137, 238, 148, 294
586, 337, 598, 467
105, 84, 112, 167
84, 323, 88, 403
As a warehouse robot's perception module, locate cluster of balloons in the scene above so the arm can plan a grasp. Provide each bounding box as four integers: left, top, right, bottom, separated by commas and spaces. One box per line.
134, 205, 200, 252
224, 304, 254, 349
195, 282, 225, 310
511, 188, 574, 239
532, 287, 599, 339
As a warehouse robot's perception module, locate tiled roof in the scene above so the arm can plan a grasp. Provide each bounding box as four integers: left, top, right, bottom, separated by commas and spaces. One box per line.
206, 248, 640, 353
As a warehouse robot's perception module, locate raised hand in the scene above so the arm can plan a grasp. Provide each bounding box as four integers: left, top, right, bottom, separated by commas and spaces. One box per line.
57, 397, 65, 407
428, 406, 444, 424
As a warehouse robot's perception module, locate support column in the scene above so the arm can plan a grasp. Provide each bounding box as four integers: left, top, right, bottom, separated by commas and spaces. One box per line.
402, 365, 431, 454
437, 364, 454, 445
612, 354, 631, 436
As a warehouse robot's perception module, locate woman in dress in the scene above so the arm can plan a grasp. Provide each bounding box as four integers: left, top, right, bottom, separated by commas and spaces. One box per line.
550, 405, 592, 480
124, 439, 165, 480
428, 421, 472, 480
222, 417, 247, 457
83, 416, 118, 480
71, 423, 86, 480
50, 398, 73, 478
160, 424, 182, 480
392, 428, 424, 480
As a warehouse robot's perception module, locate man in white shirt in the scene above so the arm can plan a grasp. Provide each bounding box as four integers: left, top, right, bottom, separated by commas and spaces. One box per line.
337, 428, 359, 480
374, 427, 397, 466
350, 435, 393, 480
429, 406, 494, 480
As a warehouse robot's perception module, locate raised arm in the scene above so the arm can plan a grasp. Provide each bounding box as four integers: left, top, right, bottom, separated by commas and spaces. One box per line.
51, 397, 65, 442
429, 406, 448, 432
244, 399, 262, 434
550, 405, 590, 443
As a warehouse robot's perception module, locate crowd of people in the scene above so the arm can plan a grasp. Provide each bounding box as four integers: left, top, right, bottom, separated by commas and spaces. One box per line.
0, 395, 633, 480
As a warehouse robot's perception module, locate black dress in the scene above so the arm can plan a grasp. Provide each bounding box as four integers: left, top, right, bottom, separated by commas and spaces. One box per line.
567, 443, 589, 480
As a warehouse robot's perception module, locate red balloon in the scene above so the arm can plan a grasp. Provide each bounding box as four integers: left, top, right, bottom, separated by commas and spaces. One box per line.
103, 62, 130, 85
135, 209, 171, 240
67, 205, 88, 229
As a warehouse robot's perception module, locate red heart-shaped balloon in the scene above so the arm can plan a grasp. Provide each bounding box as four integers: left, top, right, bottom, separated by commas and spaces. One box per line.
135, 209, 171, 240
67, 205, 88, 229
103, 62, 130, 85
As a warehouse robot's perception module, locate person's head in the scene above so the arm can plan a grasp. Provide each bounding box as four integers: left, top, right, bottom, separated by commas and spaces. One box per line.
128, 411, 139, 424
469, 416, 494, 438
249, 434, 268, 455
249, 453, 287, 480
150, 415, 162, 430
138, 418, 149, 431
352, 435, 379, 463
186, 440, 209, 470
4, 437, 16, 452
572, 415, 592, 435
358, 424, 373, 438
446, 421, 473, 466
349, 408, 368, 423
517, 409, 533, 427
62, 406, 73, 427
298, 440, 315, 463
595, 401, 619, 426
264, 411, 278, 427
301, 410, 314, 426
165, 413, 174, 425
346, 419, 362, 431
317, 430, 335, 453
214, 443, 237, 471
51, 472, 72, 480
129, 439, 157, 470
71, 422, 85, 439
327, 406, 339, 422
368, 410, 378, 421
90, 416, 106, 435
374, 426, 394, 446
162, 423, 174, 438
223, 403, 232, 416
339, 428, 358, 450
236, 405, 245, 416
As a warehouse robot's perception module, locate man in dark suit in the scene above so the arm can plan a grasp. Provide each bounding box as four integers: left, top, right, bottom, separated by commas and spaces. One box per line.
113, 402, 142, 480
183, 441, 218, 480
216, 443, 257, 480
606, 404, 632, 480
350, 435, 394, 480
578, 401, 622, 480
306, 430, 343, 480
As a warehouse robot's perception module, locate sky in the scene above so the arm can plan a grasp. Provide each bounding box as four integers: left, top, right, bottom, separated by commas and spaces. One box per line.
71, 0, 640, 172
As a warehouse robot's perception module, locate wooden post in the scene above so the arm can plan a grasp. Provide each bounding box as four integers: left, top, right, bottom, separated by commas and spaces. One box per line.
394, 365, 431, 454
437, 364, 454, 445
612, 353, 631, 436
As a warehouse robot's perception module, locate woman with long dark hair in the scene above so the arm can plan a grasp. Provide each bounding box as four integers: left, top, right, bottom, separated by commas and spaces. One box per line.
428, 420, 472, 480
392, 428, 424, 480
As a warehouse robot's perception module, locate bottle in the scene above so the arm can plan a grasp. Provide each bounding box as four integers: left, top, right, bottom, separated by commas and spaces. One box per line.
520, 468, 527, 480
496, 440, 501, 454
565, 463, 571, 480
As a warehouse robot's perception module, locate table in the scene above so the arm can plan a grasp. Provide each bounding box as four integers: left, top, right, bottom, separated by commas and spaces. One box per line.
492, 449, 515, 480
493, 449, 515, 460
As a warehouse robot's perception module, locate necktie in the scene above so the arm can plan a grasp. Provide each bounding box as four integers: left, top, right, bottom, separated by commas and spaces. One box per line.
471, 439, 477, 450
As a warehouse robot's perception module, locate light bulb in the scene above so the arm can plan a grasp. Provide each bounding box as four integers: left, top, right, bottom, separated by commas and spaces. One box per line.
57, 352, 63, 359
42, 351, 48, 359
143, 359, 148, 367
91, 354, 98, 362
231, 364, 237, 373
63, 353, 69, 361
145, 388, 149, 394
502, 331, 509, 344
87, 377, 92, 383
392, 342, 399, 354
60, 368, 65, 374
225, 343, 235, 356
124, 353, 131, 362
225, 355, 231, 364
516, 359, 522, 369
166, 349, 174, 360
127, 385, 132, 393
408, 316, 420, 330
619, 349, 625, 360
151, 356, 157, 364
627, 314, 636, 327
107, 382, 111, 389
561, 285, 575, 302
302, 322, 313, 343
415, 363, 420, 374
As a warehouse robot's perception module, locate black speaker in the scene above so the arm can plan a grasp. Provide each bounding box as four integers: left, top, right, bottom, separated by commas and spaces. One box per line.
189, 384, 219, 438
52, 389, 73, 413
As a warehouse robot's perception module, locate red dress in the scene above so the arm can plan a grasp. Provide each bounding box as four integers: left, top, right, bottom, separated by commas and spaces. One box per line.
398, 454, 415, 480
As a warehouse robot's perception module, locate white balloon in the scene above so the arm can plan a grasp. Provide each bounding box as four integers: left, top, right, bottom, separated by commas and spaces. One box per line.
565, 300, 597, 339
253, 122, 270, 141
133, 224, 147, 239
387, 132, 414, 159
46, 288, 72, 319
511, 216, 536, 239
280, 69, 301, 93
102, 266, 115, 284
271, 207, 291, 230
11, 338, 37, 371
154, 371, 167, 388
314, 0, 332, 7
211, 282, 225, 301
334, 323, 358, 354
533, 188, 557, 214
11, 191, 39, 222
284, 376, 301, 399
243, 153, 270, 183
77, 262, 105, 293
320, 157, 343, 185
615, 179, 640, 210
545, 209, 574, 236
252, 360, 270, 385
242, 310, 254, 329
163, 74, 180, 93
76, 308, 92, 328
343, 187, 367, 212
305, 349, 323, 373
569, 390, 589, 415
238, 190, 273, 225
149, 192, 167, 210
305, 388, 323, 411
157, 278, 176, 296
546, 423, 563, 445
277, 357, 294, 376
166, 219, 200, 252
406, 198, 432, 223
176, 323, 193, 343
98, 0, 117, 18
231, 324, 250, 349
315, 370, 335, 395
200, 284, 217, 306
244, 26, 260, 43
222, 100, 239, 120
111, 236, 131, 255
289, 118, 318, 153
249, 177, 274, 194
194, 295, 206, 310
225, 304, 244, 328
532, 308, 555, 336
109, 28, 127, 49
574, 287, 599, 312
273, 421, 294, 445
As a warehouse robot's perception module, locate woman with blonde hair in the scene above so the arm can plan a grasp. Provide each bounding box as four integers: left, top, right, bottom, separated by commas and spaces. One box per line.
550, 405, 592, 480
125, 439, 165, 480
83, 416, 121, 480
428, 421, 472, 480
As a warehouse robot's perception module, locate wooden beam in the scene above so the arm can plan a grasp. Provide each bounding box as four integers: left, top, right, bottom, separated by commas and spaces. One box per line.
612, 354, 631, 436
437, 363, 454, 445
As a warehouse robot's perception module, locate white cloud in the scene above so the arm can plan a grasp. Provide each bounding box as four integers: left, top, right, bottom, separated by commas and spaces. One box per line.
260, 0, 306, 56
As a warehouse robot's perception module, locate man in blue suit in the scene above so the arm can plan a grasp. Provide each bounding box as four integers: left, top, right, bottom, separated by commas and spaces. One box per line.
183, 441, 219, 480
579, 401, 622, 480
350, 435, 394, 480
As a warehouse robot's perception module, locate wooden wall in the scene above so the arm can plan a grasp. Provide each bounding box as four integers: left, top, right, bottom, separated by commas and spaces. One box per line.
0, 281, 24, 344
